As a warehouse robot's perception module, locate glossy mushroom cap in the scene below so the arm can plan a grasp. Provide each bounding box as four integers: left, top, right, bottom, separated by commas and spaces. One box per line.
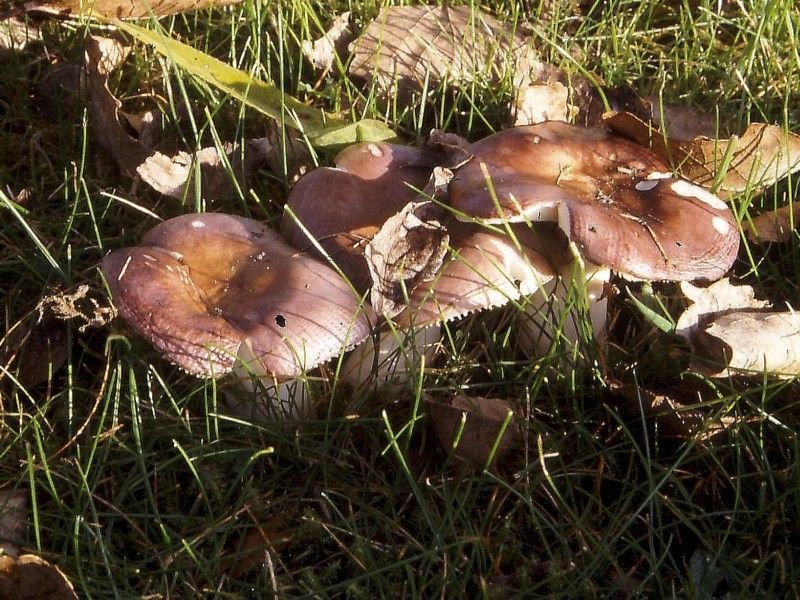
281, 142, 436, 292
103, 213, 373, 379
448, 122, 740, 281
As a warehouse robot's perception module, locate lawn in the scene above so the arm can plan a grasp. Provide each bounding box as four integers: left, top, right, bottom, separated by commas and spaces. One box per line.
1, 0, 799, 597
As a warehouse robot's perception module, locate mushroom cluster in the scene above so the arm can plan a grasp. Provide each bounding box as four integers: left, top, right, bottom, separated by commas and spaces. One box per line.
103, 122, 740, 419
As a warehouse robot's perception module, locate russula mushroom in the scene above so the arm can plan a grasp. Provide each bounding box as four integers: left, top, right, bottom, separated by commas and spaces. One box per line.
283, 141, 452, 385
447, 122, 740, 354
448, 122, 739, 281
102, 213, 373, 418
282, 141, 437, 291
340, 219, 565, 383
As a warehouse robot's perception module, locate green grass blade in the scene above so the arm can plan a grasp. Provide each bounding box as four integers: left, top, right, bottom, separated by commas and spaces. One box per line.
116, 22, 398, 149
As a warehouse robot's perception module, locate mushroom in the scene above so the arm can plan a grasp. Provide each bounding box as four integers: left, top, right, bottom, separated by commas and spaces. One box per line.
102, 213, 373, 419
447, 122, 740, 354
340, 218, 566, 383
283, 141, 454, 385
282, 141, 437, 291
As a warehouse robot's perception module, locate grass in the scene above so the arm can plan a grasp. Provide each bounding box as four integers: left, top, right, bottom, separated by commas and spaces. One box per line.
1, 0, 800, 596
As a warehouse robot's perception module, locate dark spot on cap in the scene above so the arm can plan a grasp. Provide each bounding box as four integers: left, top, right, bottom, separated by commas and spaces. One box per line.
275, 314, 286, 328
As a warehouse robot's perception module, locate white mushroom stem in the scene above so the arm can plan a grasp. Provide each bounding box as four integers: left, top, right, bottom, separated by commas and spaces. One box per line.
229, 339, 314, 421
339, 323, 441, 386
517, 257, 610, 358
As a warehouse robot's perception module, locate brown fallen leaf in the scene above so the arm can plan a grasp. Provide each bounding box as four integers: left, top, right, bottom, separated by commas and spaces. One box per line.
745, 203, 800, 244
606, 381, 736, 441
640, 95, 719, 141
426, 394, 521, 467
24, 0, 243, 19
365, 201, 449, 318
0, 554, 77, 600
675, 279, 770, 340
85, 35, 151, 177
0, 17, 41, 53
691, 310, 800, 378
263, 122, 315, 185
349, 5, 551, 98
0, 317, 67, 390
675, 279, 800, 377
301, 12, 352, 71
512, 81, 577, 126
136, 138, 272, 200
604, 111, 800, 195
85, 35, 271, 200
221, 515, 293, 579
0, 490, 26, 558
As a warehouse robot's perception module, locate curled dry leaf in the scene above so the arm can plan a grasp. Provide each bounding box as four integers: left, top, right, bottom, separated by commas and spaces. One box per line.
85, 35, 271, 200
676, 279, 800, 377
604, 111, 800, 195
0, 554, 77, 600
365, 201, 449, 318
676, 279, 769, 340
692, 310, 800, 378
38, 285, 116, 333
746, 203, 800, 244
0, 490, 27, 558
25, 0, 243, 19
349, 5, 545, 98
301, 12, 352, 71
426, 394, 521, 467
512, 81, 577, 126
640, 95, 719, 141
0, 17, 41, 53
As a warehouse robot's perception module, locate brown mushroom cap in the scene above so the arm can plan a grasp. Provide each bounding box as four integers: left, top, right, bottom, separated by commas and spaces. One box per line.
103, 213, 372, 378
281, 142, 436, 291
448, 122, 740, 281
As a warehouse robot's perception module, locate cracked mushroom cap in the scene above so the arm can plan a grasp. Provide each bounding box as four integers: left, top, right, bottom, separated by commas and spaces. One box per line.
398, 220, 568, 329
102, 213, 373, 378
281, 142, 436, 291
448, 122, 739, 281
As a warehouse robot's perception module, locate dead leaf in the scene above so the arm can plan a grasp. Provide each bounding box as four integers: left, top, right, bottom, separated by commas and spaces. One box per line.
0, 17, 41, 53
136, 139, 271, 200
221, 515, 292, 579
263, 123, 315, 184
365, 201, 449, 318
691, 310, 800, 378
512, 81, 577, 126
301, 12, 352, 71
675, 280, 800, 377
745, 203, 800, 244
426, 394, 521, 467
39, 285, 116, 333
0, 490, 26, 558
0, 554, 77, 600
24, 0, 243, 19
640, 95, 719, 141
607, 381, 736, 441
676, 279, 770, 340
604, 111, 800, 195
0, 317, 67, 390
349, 5, 545, 98
85, 35, 151, 177
85, 35, 271, 200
